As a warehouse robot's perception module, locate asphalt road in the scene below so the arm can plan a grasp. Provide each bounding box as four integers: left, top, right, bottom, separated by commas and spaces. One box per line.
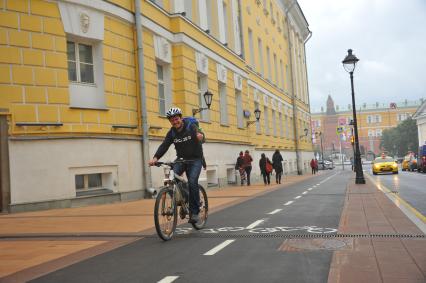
31, 170, 350, 283
363, 164, 426, 215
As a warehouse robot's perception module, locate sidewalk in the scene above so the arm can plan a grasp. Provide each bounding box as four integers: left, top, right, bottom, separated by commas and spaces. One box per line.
0, 174, 316, 282
328, 175, 425, 283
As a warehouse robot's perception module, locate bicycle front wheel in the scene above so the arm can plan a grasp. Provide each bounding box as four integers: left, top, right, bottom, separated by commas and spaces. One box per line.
154, 187, 177, 241
191, 185, 208, 230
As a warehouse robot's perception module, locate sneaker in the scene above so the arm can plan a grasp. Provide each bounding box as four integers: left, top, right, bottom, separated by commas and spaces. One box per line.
188, 214, 199, 224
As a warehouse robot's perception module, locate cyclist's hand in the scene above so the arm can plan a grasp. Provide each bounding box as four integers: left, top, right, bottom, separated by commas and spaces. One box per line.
196, 132, 204, 141
149, 157, 158, 166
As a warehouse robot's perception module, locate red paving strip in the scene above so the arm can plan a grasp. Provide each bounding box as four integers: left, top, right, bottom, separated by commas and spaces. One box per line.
328, 176, 426, 283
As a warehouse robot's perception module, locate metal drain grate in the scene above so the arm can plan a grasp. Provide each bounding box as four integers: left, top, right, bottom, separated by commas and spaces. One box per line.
173, 233, 425, 239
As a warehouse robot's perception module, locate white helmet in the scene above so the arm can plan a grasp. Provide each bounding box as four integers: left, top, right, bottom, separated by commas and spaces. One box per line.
166, 107, 182, 118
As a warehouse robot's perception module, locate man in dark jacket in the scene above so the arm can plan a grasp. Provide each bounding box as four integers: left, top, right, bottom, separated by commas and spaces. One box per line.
242, 150, 253, 186
149, 107, 204, 223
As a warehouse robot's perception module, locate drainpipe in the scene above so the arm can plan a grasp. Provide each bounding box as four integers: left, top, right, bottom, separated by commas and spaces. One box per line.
134, 0, 153, 195
304, 30, 313, 153
285, 1, 302, 175
0, 112, 11, 212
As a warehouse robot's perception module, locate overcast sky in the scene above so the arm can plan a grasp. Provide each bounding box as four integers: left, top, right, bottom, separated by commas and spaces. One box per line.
297, 0, 426, 113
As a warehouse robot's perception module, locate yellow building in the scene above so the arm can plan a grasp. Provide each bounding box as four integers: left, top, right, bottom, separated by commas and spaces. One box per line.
0, 0, 312, 212
311, 96, 423, 158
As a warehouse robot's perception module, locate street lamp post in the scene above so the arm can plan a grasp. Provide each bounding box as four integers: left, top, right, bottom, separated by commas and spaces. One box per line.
342, 49, 365, 184
246, 108, 261, 127
192, 90, 213, 117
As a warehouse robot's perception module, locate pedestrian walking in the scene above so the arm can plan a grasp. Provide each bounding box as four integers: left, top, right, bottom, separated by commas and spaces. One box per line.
314, 158, 318, 174
272, 149, 284, 184
310, 158, 316, 175
235, 151, 246, 185
259, 153, 272, 185
243, 150, 253, 186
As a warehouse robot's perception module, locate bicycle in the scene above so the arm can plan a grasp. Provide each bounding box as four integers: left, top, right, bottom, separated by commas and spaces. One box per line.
152, 159, 208, 241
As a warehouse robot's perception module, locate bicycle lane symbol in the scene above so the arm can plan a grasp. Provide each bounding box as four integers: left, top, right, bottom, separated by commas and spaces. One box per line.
175, 226, 337, 235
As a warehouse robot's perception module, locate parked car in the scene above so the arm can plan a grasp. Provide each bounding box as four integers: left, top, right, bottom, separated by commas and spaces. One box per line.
417, 145, 426, 173
372, 155, 398, 175
318, 160, 334, 170
402, 152, 417, 171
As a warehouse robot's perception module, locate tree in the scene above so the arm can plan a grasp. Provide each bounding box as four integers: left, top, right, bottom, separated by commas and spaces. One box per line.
380, 117, 418, 156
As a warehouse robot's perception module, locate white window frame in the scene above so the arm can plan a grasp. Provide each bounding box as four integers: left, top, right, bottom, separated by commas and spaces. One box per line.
279, 59, 284, 89
219, 82, 228, 125
266, 46, 272, 81
367, 115, 372, 124
67, 41, 94, 84
279, 112, 283, 138
272, 109, 277, 137
255, 101, 260, 134
264, 105, 269, 135
376, 129, 382, 136
285, 115, 289, 138
184, 0, 192, 20
235, 90, 243, 128
258, 38, 264, 76
273, 53, 278, 85
248, 28, 255, 68
156, 63, 171, 116
197, 73, 209, 121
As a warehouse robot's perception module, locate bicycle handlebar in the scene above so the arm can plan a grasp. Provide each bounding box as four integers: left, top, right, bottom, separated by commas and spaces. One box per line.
152, 159, 197, 167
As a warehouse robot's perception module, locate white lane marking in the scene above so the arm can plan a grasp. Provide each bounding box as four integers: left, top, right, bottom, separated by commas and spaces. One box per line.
284, 201, 294, 205
302, 191, 307, 195
294, 196, 301, 199
158, 276, 179, 283
308, 188, 313, 191
312, 185, 317, 188
316, 183, 320, 186
246, 219, 265, 229
204, 240, 235, 256
267, 209, 282, 215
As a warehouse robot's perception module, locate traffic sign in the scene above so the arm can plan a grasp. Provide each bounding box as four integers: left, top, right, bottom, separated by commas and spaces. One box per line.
336, 126, 344, 135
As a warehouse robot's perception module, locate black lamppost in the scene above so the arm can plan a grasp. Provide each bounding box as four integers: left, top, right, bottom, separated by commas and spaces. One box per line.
246, 108, 261, 127
192, 90, 213, 117
342, 49, 365, 184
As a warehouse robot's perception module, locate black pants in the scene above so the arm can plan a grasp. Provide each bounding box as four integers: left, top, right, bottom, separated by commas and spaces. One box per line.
244, 166, 252, 185
262, 173, 270, 185
275, 171, 282, 184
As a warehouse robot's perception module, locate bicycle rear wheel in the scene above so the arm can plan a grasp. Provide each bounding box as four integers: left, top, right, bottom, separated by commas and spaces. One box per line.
191, 185, 208, 230
154, 187, 177, 241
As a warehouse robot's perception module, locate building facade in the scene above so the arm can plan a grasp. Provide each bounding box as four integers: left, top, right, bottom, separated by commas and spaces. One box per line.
0, 0, 313, 212
413, 100, 426, 148
311, 96, 423, 159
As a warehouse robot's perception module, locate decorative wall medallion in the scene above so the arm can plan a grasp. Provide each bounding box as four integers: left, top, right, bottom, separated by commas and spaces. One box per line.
80, 12, 90, 33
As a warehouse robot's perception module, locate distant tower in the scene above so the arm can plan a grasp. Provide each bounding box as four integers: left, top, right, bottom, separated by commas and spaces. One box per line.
326, 95, 336, 115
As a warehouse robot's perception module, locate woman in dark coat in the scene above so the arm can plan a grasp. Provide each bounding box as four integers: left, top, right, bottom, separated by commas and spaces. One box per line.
235, 151, 246, 185
272, 149, 283, 184
259, 153, 271, 185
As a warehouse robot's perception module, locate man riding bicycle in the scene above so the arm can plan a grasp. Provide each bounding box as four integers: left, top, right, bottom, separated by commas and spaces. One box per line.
149, 107, 204, 224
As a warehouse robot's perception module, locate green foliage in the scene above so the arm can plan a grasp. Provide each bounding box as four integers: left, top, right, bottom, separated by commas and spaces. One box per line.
380, 117, 418, 156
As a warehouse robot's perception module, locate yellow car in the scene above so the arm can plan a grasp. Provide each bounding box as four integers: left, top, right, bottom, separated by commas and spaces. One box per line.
372, 156, 398, 175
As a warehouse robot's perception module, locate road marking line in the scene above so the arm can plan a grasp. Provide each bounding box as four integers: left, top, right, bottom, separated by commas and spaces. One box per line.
158, 276, 179, 283
204, 240, 235, 256
308, 188, 313, 191
284, 201, 294, 205
294, 196, 301, 199
302, 191, 307, 195
316, 183, 320, 186
267, 209, 282, 215
246, 219, 265, 229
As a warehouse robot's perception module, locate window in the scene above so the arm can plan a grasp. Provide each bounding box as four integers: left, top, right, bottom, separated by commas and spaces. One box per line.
258, 38, 264, 76
221, 2, 228, 44
266, 46, 271, 81
289, 117, 294, 139
273, 53, 278, 85
272, 109, 277, 136
279, 112, 283, 137
279, 60, 284, 89
255, 101, 260, 134
235, 90, 243, 128
367, 115, 372, 124
219, 82, 228, 125
248, 29, 255, 67
157, 64, 166, 116
184, 0, 192, 20
264, 105, 269, 135
75, 173, 102, 190
149, 0, 163, 8
285, 115, 289, 138
368, 129, 374, 137
375, 114, 381, 123
206, 0, 213, 32
285, 65, 289, 90
376, 129, 382, 136
197, 74, 209, 121
67, 41, 94, 84
270, 2, 274, 20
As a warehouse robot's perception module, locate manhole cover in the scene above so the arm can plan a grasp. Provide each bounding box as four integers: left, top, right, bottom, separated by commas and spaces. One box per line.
278, 238, 352, 251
